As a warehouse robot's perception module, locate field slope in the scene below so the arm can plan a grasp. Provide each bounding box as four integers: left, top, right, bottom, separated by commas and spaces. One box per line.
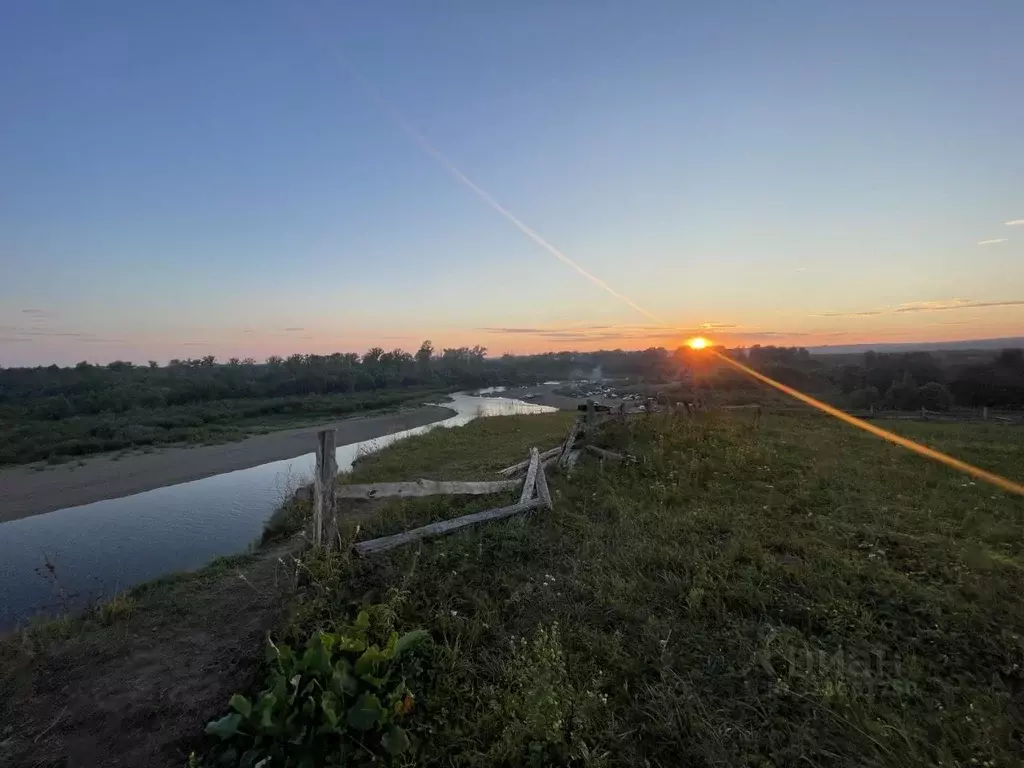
6, 409, 1023, 766
282, 409, 1024, 766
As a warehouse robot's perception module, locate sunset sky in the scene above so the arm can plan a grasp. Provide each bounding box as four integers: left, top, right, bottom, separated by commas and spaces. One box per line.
2, 1, 1022, 366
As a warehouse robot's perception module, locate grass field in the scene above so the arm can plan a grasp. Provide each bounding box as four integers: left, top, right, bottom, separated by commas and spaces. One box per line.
10, 407, 1022, 766
214, 408, 1023, 767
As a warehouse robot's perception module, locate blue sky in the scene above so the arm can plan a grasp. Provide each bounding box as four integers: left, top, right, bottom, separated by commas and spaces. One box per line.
1, 0, 1022, 365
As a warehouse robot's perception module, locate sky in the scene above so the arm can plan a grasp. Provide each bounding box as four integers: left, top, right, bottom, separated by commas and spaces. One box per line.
1, 0, 1022, 366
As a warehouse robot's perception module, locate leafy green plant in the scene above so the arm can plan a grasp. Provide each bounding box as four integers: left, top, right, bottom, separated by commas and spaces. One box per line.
494, 622, 606, 766
204, 611, 430, 767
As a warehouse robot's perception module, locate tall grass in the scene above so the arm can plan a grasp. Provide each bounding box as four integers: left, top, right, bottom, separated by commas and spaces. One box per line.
271, 409, 1024, 766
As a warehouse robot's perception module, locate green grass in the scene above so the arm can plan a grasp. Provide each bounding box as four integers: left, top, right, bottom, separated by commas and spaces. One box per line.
273, 407, 1024, 766
261, 412, 576, 545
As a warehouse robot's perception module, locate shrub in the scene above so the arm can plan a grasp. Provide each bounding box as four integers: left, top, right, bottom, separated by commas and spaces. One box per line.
848, 385, 881, 410
203, 611, 430, 766
96, 592, 136, 624
917, 381, 953, 411
885, 373, 918, 410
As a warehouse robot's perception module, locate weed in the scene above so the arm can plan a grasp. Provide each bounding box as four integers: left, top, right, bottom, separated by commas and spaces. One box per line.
96, 592, 136, 625
202, 608, 430, 766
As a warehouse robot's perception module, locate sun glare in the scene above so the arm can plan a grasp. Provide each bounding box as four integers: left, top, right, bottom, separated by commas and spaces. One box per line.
687, 336, 710, 350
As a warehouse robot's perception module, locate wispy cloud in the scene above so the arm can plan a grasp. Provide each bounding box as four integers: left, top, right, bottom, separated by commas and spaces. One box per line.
894, 299, 972, 312
1, 326, 123, 343
20, 308, 56, 318
1005, 219, 1024, 226
895, 299, 1024, 313
810, 310, 884, 318
794, 267, 808, 272
699, 322, 738, 330
978, 238, 1008, 245
811, 298, 1024, 318
283, 327, 305, 332
479, 324, 693, 343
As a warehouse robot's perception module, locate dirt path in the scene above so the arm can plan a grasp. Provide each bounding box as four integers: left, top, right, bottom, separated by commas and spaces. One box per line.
0, 545, 295, 768
0, 405, 455, 523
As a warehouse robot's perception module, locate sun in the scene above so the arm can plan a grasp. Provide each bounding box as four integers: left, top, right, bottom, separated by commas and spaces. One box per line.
687, 336, 710, 350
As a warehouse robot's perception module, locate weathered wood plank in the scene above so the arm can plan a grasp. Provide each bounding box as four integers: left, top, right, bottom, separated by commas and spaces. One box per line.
584, 444, 625, 462
336, 479, 518, 500
558, 419, 583, 467
535, 459, 552, 510
519, 447, 540, 504
354, 498, 545, 555
498, 446, 562, 477
313, 429, 338, 550
564, 449, 582, 473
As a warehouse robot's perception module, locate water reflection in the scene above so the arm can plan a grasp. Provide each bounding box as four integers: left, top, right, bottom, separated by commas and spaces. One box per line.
0, 393, 553, 628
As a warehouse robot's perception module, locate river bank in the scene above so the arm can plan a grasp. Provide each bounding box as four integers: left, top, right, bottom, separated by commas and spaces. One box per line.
0, 405, 455, 523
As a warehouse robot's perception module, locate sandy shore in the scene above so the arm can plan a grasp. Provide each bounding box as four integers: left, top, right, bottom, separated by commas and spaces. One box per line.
0, 405, 455, 523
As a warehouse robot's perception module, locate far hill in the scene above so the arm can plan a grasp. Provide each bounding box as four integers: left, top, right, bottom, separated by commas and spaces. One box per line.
808, 337, 1024, 355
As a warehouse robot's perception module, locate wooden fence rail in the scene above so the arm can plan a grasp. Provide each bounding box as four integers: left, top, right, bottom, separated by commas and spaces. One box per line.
355, 498, 546, 554
337, 479, 519, 500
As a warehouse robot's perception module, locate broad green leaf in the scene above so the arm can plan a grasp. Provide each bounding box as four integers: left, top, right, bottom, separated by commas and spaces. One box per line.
346, 692, 383, 731
271, 675, 288, 706
205, 712, 243, 740
331, 666, 358, 697
354, 646, 388, 677
267, 638, 293, 668
258, 694, 278, 730
334, 634, 366, 653
360, 673, 385, 688
354, 610, 370, 631
301, 636, 332, 676
382, 724, 411, 755
321, 692, 340, 727
394, 629, 430, 657
319, 632, 336, 654
229, 693, 252, 719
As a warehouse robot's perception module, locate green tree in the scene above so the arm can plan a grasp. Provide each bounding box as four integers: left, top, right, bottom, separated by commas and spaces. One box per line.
918, 381, 953, 411
885, 371, 918, 410
849, 386, 881, 409
415, 340, 434, 373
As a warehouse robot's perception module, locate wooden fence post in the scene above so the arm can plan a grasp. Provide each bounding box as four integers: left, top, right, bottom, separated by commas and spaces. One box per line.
519, 447, 540, 504
313, 429, 338, 550
586, 399, 596, 429
983, 406, 989, 421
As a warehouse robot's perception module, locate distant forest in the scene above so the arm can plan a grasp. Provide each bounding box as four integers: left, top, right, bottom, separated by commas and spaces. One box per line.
1, 341, 1022, 465
720, 344, 1024, 412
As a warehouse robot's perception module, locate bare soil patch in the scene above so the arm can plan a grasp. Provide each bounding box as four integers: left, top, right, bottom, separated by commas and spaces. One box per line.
0, 546, 296, 767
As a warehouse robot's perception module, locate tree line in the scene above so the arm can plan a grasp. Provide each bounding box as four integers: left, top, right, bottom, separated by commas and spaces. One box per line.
2, 341, 1020, 465
715, 345, 1024, 411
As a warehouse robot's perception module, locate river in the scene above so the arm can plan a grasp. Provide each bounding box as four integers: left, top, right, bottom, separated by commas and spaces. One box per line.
0, 392, 554, 628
